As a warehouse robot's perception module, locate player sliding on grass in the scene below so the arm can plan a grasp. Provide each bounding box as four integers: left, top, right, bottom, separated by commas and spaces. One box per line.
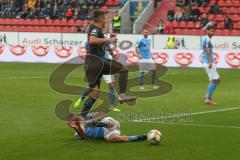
201, 25, 221, 105
68, 112, 147, 142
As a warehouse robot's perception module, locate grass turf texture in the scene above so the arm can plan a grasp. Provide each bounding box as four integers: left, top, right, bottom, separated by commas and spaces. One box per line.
0, 62, 240, 160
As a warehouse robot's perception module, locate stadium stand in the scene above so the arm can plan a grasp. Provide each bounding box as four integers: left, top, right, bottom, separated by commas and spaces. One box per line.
0, 0, 122, 33
0, 0, 239, 36
146, 0, 240, 35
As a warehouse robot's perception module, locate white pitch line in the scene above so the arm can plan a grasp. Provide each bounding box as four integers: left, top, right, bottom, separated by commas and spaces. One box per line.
0, 76, 46, 80
133, 106, 240, 122
130, 121, 240, 129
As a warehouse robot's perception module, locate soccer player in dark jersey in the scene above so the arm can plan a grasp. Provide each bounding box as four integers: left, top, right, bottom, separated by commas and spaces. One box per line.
68, 10, 137, 138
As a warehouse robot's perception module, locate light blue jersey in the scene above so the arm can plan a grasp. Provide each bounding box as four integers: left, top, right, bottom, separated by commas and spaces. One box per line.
85, 126, 104, 139
84, 113, 105, 139
201, 35, 214, 64
136, 37, 152, 59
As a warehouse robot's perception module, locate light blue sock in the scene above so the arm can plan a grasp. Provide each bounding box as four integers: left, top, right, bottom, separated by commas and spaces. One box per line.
109, 88, 116, 105
139, 72, 144, 86
207, 83, 217, 99
128, 136, 138, 141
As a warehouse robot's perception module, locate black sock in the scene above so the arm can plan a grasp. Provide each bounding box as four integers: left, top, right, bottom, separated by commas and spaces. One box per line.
80, 97, 96, 118
80, 88, 92, 100
138, 134, 147, 140
88, 121, 109, 128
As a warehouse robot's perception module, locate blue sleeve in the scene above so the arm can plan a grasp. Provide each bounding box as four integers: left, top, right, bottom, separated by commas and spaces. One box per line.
202, 37, 210, 48
136, 38, 142, 48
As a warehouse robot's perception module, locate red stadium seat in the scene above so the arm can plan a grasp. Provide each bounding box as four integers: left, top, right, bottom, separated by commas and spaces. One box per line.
5, 25, 12, 31
209, 1, 216, 6
114, 0, 119, 5
55, 27, 62, 32
67, 19, 75, 26
106, 0, 114, 6
32, 26, 40, 32
195, 22, 201, 28
225, 1, 232, 7
11, 25, 18, 31
221, 29, 230, 36
233, 1, 240, 7
186, 22, 194, 28
202, 7, 209, 13
18, 19, 24, 25
217, 1, 225, 7
0, 19, 3, 25
231, 15, 239, 21
60, 19, 68, 26
215, 14, 224, 21
5, 18, 12, 25
172, 21, 179, 28
227, 7, 236, 14
221, 7, 227, 13
62, 27, 69, 32
75, 20, 84, 27
174, 29, 181, 34
46, 19, 54, 26
19, 26, 26, 32
11, 19, 19, 25
24, 19, 32, 25
25, 26, 33, 32
235, 22, 240, 29
54, 19, 61, 26
230, 30, 240, 36
181, 29, 194, 35
32, 19, 39, 25
70, 27, 77, 33
0, 25, 4, 31
198, 29, 206, 35
214, 29, 222, 36
101, 6, 109, 12
217, 22, 224, 29
48, 26, 55, 32
38, 19, 45, 25
39, 26, 47, 32
179, 21, 186, 28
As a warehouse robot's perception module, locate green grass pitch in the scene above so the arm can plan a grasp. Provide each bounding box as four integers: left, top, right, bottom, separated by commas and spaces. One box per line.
0, 62, 240, 160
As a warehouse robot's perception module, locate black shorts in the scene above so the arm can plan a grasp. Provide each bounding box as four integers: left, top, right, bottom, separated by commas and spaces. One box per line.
85, 54, 123, 88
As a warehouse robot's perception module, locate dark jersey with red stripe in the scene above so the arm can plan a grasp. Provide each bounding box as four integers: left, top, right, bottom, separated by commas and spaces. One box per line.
87, 24, 105, 58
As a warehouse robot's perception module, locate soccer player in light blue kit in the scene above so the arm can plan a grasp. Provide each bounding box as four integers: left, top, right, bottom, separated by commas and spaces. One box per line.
201, 26, 221, 105
135, 29, 157, 90
70, 112, 147, 142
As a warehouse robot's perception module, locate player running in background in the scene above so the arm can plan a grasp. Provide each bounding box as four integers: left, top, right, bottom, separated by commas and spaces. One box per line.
69, 112, 147, 142
135, 29, 157, 90
68, 10, 136, 135
201, 25, 221, 105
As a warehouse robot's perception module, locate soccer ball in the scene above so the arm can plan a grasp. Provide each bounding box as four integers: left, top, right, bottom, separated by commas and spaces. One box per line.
147, 130, 162, 145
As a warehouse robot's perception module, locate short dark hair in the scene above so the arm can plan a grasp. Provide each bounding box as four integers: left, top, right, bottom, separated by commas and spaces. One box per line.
92, 10, 105, 22
207, 25, 215, 30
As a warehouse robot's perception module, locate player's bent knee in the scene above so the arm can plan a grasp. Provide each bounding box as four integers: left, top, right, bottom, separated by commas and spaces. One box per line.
90, 87, 100, 98
108, 83, 114, 89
